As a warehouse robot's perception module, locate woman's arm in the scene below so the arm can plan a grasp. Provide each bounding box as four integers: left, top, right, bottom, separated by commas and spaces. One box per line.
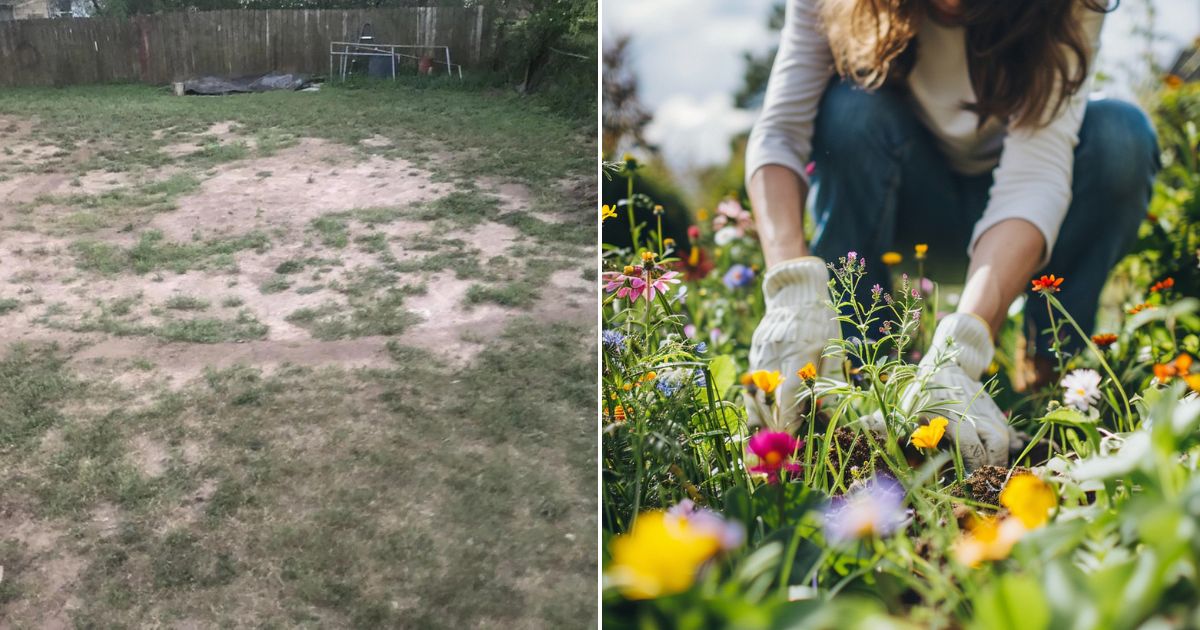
965, 7, 1106, 270
745, 0, 833, 267
958, 218, 1045, 335
749, 165, 811, 267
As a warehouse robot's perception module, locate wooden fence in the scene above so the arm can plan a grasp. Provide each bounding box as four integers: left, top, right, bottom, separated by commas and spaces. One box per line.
0, 6, 492, 87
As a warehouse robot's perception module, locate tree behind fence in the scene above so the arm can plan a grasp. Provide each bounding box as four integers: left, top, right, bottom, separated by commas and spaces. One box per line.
0, 6, 491, 87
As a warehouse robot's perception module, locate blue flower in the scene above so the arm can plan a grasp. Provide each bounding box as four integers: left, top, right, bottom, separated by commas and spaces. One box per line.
694, 342, 708, 354
722, 264, 755, 289
692, 368, 707, 390
602, 329, 627, 354
656, 377, 680, 397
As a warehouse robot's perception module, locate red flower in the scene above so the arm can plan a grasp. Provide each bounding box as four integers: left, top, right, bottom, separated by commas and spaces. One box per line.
677, 247, 714, 281
1150, 277, 1174, 293
1031, 275, 1064, 294
1091, 333, 1118, 348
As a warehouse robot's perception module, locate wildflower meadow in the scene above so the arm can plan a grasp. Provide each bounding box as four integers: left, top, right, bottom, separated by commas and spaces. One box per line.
601, 83, 1200, 628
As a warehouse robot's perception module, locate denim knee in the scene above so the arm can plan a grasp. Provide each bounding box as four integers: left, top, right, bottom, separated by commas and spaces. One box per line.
1075, 99, 1160, 208
812, 80, 918, 165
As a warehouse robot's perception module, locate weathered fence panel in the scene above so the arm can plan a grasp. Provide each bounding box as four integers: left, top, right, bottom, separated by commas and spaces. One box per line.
0, 6, 491, 87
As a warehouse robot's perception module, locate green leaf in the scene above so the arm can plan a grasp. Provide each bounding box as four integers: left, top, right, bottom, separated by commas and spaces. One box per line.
971, 573, 1051, 630
709, 354, 738, 398
1041, 407, 1094, 425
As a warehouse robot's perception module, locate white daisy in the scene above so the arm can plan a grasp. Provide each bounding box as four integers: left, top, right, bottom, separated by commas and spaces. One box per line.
1060, 369, 1102, 412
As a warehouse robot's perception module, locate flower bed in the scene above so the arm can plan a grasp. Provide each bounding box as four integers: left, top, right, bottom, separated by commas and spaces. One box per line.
601, 83, 1200, 628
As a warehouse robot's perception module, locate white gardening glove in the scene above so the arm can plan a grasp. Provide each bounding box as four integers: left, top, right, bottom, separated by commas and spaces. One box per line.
873, 312, 1012, 469
746, 257, 843, 431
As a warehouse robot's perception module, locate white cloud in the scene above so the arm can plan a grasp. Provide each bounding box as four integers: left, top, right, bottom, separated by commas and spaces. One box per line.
644, 93, 757, 171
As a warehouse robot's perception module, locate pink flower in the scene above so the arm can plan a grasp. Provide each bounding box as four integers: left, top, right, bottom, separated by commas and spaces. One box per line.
712, 198, 753, 237
746, 431, 803, 484
604, 266, 680, 303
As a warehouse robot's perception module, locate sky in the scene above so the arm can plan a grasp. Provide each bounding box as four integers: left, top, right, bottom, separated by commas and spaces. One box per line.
604, 0, 1200, 176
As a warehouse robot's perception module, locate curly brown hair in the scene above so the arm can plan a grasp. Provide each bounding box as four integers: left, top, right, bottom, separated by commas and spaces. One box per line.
818, 0, 1114, 129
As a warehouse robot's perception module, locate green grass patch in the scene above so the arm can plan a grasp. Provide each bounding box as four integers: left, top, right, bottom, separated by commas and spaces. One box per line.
71, 230, 270, 274
163, 295, 209, 311
156, 311, 268, 343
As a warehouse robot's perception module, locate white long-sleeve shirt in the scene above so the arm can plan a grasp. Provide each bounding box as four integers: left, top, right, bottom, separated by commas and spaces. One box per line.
745, 0, 1106, 264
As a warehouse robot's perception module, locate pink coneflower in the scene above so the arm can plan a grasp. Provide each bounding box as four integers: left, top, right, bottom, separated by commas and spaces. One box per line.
746, 431, 802, 484
628, 270, 681, 302
603, 265, 681, 303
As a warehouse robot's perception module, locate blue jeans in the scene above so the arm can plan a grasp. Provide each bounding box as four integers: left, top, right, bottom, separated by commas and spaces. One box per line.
808, 80, 1160, 357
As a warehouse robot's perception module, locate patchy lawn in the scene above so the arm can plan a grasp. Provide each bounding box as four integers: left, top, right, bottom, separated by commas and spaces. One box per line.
0, 84, 595, 628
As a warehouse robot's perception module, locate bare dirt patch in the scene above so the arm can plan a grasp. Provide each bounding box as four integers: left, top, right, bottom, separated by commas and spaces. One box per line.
151, 138, 452, 241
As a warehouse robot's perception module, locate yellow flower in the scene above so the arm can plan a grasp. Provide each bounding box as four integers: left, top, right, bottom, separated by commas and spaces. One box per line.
796, 362, 817, 382
953, 515, 1025, 567
608, 511, 721, 599
910, 417, 948, 449
750, 370, 783, 395
601, 204, 617, 221
914, 244, 928, 260
696, 207, 710, 221
881, 251, 902, 266
1000, 474, 1057, 529
663, 238, 676, 249
641, 251, 658, 263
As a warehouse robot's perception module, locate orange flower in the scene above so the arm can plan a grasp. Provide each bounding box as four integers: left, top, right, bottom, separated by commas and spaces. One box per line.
1091, 333, 1118, 348
1150, 277, 1175, 293
796, 362, 817, 382
953, 514, 1026, 567
750, 370, 783, 395
1154, 354, 1194, 383
1128, 302, 1155, 315
608, 405, 627, 422
911, 417, 948, 449
1031, 274, 1064, 294
914, 243, 929, 260
1165, 73, 1184, 89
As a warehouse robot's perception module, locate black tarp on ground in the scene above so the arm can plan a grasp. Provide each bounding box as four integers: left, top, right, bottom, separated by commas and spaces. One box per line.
183, 73, 311, 95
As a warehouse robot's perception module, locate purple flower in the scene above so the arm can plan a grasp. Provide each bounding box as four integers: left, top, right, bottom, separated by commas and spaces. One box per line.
871, 284, 883, 301
847, 251, 858, 262
667, 499, 745, 550
722, 264, 756, 289
683, 323, 697, 338
920, 277, 934, 294
823, 476, 908, 544
602, 329, 626, 354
